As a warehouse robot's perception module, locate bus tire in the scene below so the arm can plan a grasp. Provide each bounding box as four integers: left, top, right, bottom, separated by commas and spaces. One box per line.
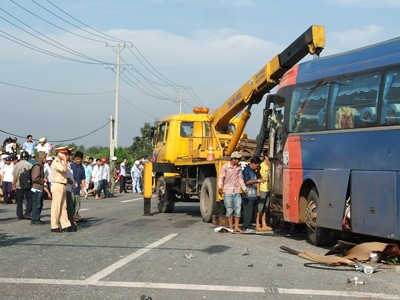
305, 187, 330, 246
200, 177, 217, 223
156, 176, 175, 213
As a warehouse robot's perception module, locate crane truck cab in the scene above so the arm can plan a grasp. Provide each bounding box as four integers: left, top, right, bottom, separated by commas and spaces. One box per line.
152, 108, 242, 221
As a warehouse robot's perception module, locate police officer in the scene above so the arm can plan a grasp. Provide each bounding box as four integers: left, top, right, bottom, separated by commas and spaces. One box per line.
50, 146, 75, 233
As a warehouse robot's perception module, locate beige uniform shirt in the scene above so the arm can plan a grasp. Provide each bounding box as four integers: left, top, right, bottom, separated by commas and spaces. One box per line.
51, 157, 67, 184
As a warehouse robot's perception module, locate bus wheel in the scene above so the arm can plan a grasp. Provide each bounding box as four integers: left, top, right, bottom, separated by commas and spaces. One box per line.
156, 176, 175, 213
305, 187, 330, 246
200, 177, 217, 223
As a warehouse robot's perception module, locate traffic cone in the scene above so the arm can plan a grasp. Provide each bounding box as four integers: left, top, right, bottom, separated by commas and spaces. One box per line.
206, 139, 215, 161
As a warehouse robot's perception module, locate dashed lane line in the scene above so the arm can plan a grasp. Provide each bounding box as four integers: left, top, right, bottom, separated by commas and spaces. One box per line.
120, 197, 144, 203
84, 233, 178, 284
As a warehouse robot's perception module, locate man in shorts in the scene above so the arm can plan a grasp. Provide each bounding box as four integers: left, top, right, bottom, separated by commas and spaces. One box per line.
257, 154, 273, 231
218, 151, 247, 233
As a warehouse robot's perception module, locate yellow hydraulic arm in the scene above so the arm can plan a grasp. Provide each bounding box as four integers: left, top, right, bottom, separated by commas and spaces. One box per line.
210, 25, 325, 155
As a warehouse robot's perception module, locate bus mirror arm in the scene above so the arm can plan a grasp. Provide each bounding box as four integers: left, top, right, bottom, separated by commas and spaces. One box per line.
255, 97, 273, 157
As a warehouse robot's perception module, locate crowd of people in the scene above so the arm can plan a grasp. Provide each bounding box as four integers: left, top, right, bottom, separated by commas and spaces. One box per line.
218, 151, 273, 234
0, 135, 146, 233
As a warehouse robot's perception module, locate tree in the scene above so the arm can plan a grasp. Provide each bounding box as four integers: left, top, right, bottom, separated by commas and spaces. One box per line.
130, 122, 155, 159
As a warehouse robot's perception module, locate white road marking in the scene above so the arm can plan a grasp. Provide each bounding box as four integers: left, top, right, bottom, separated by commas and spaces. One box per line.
120, 197, 143, 203
83, 233, 178, 284
278, 288, 400, 299
79, 208, 89, 211
0, 278, 399, 298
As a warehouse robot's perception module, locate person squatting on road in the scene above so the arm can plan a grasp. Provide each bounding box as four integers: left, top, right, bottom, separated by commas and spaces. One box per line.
218, 151, 247, 233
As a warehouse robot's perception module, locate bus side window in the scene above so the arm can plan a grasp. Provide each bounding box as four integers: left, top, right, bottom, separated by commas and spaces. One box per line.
291, 84, 329, 132
381, 70, 400, 125
358, 107, 376, 127
335, 106, 356, 129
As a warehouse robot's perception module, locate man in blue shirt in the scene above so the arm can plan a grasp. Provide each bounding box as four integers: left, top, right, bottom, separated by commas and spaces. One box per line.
22, 135, 35, 156
131, 160, 142, 193
71, 151, 86, 223
242, 156, 263, 231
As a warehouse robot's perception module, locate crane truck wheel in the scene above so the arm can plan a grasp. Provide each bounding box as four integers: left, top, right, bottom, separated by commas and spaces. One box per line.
200, 177, 217, 223
156, 176, 175, 213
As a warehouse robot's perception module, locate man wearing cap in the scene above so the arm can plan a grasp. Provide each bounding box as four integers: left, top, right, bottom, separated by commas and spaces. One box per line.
28, 153, 36, 165
218, 151, 247, 233
50, 146, 73, 232
12, 151, 33, 218
109, 156, 118, 197
131, 160, 142, 194
36, 137, 50, 154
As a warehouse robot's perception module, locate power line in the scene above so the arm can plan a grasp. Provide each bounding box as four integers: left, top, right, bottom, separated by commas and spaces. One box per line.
0, 80, 114, 95
45, 0, 130, 44
0, 29, 101, 64
0, 120, 110, 143
119, 94, 157, 119
0, 8, 106, 64
10, 0, 107, 43
30, 0, 122, 44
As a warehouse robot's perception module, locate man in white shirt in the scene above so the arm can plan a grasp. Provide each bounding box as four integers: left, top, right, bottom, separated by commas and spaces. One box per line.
35, 137, 50, 154
2, 156, 14, 204
90, 159, 102, 200
99, 158, 110, 198
119, 158, 127, 193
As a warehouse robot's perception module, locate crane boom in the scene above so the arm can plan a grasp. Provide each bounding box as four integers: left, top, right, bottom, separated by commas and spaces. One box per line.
211, 25, 325, 136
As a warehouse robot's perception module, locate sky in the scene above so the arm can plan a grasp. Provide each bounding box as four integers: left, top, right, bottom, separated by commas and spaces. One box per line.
1, 0, 400, 148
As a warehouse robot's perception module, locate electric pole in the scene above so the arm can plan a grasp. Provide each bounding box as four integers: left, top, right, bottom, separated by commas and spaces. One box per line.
174, 86, 188, 114
109, 115, 115, 159
106, 43, 132, 148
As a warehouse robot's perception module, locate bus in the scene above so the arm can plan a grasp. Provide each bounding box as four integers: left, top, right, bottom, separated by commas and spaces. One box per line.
261, 36, 400, 245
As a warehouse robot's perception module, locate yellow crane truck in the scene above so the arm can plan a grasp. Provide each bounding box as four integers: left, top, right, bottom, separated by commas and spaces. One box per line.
151, 25, 325, 222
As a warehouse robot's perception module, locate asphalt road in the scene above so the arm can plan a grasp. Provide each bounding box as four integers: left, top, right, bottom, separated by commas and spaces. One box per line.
1, 193, 399, 300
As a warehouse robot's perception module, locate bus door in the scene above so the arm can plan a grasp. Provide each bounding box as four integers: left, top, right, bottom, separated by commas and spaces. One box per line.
317, 169, 350, 230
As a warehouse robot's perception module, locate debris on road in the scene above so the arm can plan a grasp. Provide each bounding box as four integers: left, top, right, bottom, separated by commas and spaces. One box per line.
242, 248, 250, 256
347, 276, 365, 285
213, 226, 233, 233
280, 242, 400, 272
184, 252, 194, 259
355, 261, 381, 274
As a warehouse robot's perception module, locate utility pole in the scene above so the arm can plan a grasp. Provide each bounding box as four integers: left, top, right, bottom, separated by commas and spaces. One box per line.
106, 43, 132, 148
114, 44, 121, 148
175, 86, 187, 114
109, 115, 115, 160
